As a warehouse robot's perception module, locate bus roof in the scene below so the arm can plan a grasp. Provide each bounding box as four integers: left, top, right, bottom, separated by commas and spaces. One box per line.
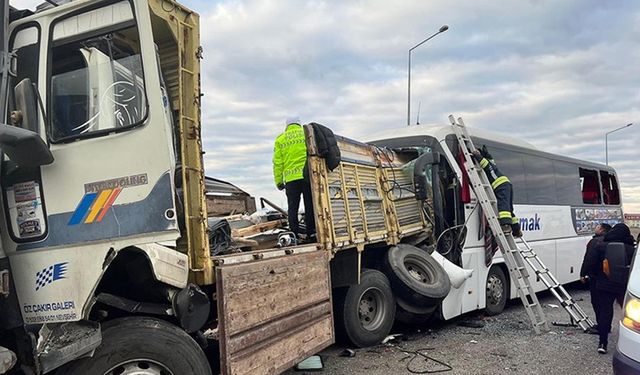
366, 123, 615, 172
366, 123, 537, 150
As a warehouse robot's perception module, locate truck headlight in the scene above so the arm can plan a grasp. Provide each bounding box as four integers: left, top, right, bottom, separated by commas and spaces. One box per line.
623, 292, 640, 332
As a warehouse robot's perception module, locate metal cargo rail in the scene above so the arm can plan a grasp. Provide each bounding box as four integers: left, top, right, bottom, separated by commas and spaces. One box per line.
306, 126, 431, 255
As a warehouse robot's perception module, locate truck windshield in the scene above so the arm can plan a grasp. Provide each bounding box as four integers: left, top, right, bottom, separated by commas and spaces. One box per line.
49, 26, 146, 142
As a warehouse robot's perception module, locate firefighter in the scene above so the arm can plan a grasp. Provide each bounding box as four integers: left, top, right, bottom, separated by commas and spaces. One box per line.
272, 116, 315, 240
472, 146, 522, 237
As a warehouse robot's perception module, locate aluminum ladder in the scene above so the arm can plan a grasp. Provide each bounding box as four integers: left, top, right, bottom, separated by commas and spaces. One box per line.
519, 237, 595, 331
449, 115, 550, 333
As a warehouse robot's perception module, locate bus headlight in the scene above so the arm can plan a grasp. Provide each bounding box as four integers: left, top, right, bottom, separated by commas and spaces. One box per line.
623, 293, 640, 332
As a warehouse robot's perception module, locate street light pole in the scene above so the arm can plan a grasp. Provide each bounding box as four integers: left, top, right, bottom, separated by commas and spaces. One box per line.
605, 123, 633, 165
407, 25, 449, 126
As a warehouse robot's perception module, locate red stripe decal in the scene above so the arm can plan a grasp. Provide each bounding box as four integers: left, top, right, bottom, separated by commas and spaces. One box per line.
96, 187, 122, 222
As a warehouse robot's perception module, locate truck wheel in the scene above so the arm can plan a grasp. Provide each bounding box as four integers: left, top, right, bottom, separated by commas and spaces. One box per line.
485, 266, 508, 316
56, 317, 211, 375
395, 297, 437, 325
384, 244, 451, 306
334, 269, 395, 348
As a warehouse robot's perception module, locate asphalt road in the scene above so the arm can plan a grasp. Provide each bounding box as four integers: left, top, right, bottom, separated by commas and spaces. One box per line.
285, 285, 623, 375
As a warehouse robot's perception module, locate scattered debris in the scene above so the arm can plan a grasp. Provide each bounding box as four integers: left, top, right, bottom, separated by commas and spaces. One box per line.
469, 340, 478, 344
294, 355, 324, 371
339, 349, 356, 358
382, 334, 405, 345
457, 320, 485, 328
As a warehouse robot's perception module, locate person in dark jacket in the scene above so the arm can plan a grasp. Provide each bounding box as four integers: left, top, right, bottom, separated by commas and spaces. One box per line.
583, 223, 636, 354
579, 223, 612, 334
471, 146, 522, 237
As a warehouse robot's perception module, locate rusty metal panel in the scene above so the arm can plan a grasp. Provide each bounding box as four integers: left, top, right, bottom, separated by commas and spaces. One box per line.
216, 249, 334, 375
307, 125, 431, 254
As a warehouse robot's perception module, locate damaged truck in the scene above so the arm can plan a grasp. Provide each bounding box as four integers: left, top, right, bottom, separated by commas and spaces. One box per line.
0, 0, 461, 373
0, 0, 618, 374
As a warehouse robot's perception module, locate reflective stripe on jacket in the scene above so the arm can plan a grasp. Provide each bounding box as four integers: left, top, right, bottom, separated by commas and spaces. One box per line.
273, 123, 307, 186
480, 157, 510, 189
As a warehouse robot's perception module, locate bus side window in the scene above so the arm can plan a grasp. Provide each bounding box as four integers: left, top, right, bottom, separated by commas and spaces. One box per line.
553, 160, 581, 205
523, 155, 557, 205
579, 168, 601, 204
599, 170, 620, 205
483, 146, 526, 204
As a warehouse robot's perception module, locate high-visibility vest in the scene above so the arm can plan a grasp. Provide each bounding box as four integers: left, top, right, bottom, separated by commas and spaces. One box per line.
273, 123, 307, 186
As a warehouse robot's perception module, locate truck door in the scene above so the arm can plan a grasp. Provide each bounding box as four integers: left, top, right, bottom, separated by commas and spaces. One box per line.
2, 1, 179, 325
6, 1, 178, 252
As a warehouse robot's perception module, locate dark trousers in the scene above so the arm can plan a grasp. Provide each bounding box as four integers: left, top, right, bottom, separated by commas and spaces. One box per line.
589, 279, 600, 323
494, 182, 516, 226
285, 179, 315, 237
595, 289, 624, 346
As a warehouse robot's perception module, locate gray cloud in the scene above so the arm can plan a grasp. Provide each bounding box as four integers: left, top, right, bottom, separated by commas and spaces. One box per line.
191, 0, 640, 212
10, 0, 640, 212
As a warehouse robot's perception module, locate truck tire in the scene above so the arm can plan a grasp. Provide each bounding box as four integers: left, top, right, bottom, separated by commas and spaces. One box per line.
333, 269, 396, 348
395, 297, 437, 326
383, 244, 451, 306
485, 265, 508, 316
56, 317, 211, 375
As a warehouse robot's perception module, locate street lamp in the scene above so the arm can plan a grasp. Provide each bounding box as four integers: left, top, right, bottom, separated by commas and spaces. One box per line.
605, 123, 633, 165
407, 25, 449, 126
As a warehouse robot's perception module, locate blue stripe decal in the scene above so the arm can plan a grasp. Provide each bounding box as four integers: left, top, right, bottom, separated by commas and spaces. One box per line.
68, 192, 98, 225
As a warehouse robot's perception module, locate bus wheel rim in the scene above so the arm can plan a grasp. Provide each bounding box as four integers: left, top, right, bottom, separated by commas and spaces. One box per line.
487, 274, 503, 305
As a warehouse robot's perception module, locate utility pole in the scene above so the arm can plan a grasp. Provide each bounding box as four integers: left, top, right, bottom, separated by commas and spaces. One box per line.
605, 123, 633, 165
407, 25, 449, 126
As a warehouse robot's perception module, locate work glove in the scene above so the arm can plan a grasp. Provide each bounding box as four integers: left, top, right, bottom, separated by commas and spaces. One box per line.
481, 145, 493, 160
277, 183, 285, 191
471, 149, 482, 162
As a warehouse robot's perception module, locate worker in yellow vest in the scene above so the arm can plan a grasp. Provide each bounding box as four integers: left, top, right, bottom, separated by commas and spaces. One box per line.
273, 116, 315, 240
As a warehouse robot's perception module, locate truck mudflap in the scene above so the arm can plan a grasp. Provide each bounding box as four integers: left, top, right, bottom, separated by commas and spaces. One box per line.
215, 246, 334, 375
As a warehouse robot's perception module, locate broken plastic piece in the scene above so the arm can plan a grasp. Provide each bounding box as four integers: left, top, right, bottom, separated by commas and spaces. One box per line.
339, 349, 356, 357
295, 355, 323, 371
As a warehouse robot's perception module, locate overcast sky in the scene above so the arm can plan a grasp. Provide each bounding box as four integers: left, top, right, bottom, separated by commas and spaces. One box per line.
11, 0, 640, 213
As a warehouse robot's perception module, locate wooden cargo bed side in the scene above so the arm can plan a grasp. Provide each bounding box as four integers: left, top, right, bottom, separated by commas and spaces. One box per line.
215, 246, 334, 375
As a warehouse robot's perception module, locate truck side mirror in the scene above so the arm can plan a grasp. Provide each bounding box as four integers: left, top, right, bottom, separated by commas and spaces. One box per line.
412, 152, 441, 201
13, 78, 39, 133
0, 124, 53, 167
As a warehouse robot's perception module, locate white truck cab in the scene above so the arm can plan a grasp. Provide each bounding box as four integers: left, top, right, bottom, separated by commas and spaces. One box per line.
0, 1, 334, 374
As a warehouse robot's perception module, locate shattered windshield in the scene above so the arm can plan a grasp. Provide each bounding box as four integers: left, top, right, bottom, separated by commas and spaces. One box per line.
49, 25, 147, 142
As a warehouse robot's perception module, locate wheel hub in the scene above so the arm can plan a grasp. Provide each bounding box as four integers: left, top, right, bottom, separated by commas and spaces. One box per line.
486, 275, 504, 305
404, 259, 432, 284
104, 359, 173, 375
358, 287, 386, 331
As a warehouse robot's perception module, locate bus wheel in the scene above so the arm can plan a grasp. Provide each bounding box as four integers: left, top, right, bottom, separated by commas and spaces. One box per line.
485, 266, 508, 316
384, 244, 451, 306
334, 269, 396, 348
56, 317, 211, 375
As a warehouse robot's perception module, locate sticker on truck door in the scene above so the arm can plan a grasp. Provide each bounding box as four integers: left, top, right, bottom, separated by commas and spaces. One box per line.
6, 181, 46, 240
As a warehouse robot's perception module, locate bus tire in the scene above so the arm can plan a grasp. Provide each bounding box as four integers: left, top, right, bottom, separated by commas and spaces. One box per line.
384, 244, 451, 306
56, 317, 211, 375
333, 269, 396, 348
485, 265, 508, 316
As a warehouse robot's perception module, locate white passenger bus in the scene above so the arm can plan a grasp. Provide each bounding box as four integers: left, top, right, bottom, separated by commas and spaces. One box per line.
368, 124, 624, 319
